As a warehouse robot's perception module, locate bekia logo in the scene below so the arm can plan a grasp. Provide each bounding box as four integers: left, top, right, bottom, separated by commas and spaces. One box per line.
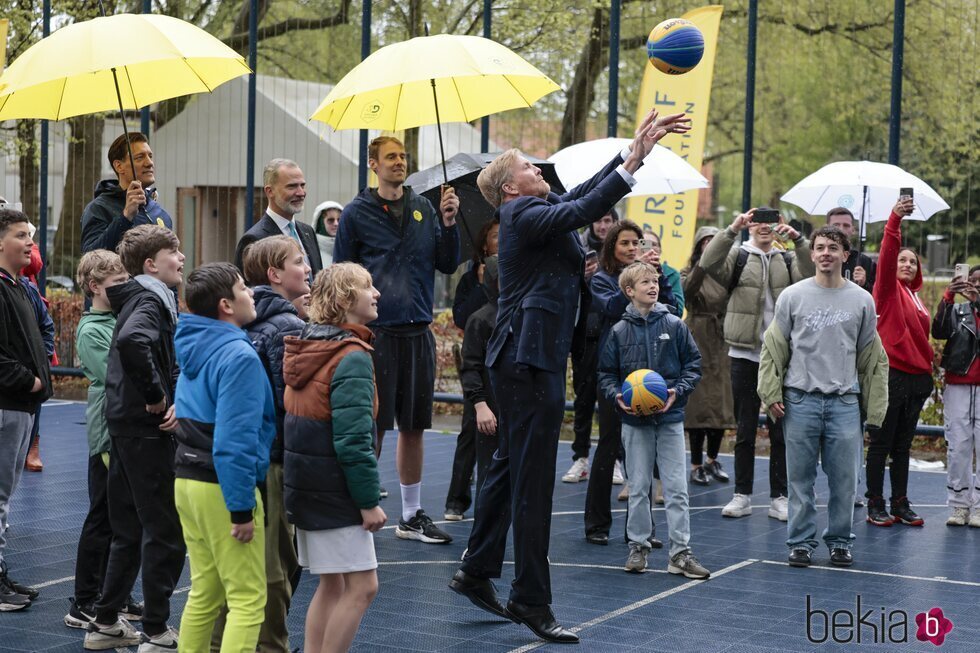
806, 596, 953, 646
916, 608, 953, 646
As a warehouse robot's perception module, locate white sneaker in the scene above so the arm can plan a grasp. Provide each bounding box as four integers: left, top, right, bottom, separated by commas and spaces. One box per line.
769, 496, 788, 521
721, 493, 752, 518
612, 460, 625, 485
947, 507, 969, 526
83, 619, 141, 650
562, 457, 590, 483
970, 509, 980, 528
139, 627, 178, 652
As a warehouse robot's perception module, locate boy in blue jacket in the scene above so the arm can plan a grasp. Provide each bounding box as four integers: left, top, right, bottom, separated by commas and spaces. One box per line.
173, 263, 276, 652
597, 261, 708, 578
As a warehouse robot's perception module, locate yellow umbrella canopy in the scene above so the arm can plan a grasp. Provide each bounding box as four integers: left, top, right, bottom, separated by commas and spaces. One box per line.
310, 34, 560, 131
0, 13, 250, 120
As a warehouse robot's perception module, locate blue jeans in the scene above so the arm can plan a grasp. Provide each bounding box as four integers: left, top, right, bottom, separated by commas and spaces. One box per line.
622, 421, 689, 558
783, 389, 860, 551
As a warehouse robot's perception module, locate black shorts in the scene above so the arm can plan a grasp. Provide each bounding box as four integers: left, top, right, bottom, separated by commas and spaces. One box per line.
371, 325, 435, 432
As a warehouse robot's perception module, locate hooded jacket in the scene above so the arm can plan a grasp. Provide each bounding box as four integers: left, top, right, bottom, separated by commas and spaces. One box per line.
597, 303, 702, 427
76, 309, 116, 456
104, 279, 179, 437
244, 286, 306, 464
80, 179, 173, 254
700, 227, 814, 352
282, 323, 379, 531
872, 211, 933, 375
174, 314, 276, 523
334, 187, 460, 327
0, 267, 52, 412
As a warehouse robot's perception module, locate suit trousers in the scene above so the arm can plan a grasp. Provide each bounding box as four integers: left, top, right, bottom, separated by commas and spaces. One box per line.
460, 343, 565, 605
583, 393, 624, 537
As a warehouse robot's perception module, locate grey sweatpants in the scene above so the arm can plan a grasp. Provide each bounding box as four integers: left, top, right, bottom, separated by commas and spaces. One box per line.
0, 409, 35, 564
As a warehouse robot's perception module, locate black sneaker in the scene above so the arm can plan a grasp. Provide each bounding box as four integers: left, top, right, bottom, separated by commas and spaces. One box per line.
119, 596, 143, 622
890, 496, 924, 526
444, 508, 464, 521
0, 562, 38, 600
0, 576, 31, 612
704, 460, 730, 482
395, 509, 453, 544
65, 598, 97, 629
689, 466, 710, 486
866, 496, 894, 527
788, 547, 812, 568
829, 547, 853, 567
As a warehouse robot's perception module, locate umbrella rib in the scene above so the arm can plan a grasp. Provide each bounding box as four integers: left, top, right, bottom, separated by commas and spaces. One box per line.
55, 77, 67, 121
122, 65, 140, 109
185, 60, 217, 93
394, 82, 404, 131
501, 73, 534, 108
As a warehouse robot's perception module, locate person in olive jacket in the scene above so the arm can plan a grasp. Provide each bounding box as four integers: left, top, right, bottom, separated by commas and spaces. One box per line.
282, 262, 386, 653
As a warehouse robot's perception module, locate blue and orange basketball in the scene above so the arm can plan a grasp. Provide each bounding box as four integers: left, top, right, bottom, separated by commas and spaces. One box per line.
646, 18, 704, 75
621, 369, 669, 416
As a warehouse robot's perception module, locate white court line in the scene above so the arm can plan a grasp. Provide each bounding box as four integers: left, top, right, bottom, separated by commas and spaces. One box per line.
376, 560, 668, 574
33, 574, 75, 589
757, 559, 980, 587
505, 559, 758, 653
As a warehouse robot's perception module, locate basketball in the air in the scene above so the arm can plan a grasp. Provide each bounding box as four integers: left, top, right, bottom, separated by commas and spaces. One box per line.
621, 369, 669, 416
646, 18, 704, 75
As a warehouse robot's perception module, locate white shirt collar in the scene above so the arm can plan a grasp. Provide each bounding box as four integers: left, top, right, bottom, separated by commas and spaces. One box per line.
267, 208, 297, 234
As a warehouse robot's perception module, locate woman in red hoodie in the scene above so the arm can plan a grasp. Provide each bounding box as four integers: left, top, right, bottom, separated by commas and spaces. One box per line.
867, 196, 933, 527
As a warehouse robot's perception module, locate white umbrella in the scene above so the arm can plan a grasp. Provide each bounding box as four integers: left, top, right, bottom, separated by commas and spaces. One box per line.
549, 137, 708, 197
781, 160, 949, 227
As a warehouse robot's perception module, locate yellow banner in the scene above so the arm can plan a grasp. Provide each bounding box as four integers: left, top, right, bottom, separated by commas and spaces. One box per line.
626, 5, 723, 268
0, 20, 9, 71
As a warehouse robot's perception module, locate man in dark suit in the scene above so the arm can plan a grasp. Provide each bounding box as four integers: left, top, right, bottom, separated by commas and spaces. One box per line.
448, 108, 691, 643
235, 159, 323, 279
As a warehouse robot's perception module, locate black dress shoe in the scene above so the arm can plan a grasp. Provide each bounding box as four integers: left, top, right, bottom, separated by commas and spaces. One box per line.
504, 601, 579, 644
829, 547, 853, 567
788, 547, 812, 568
648, 537, 664, 549
585, 532, 608, 545
449, 570, 509, 620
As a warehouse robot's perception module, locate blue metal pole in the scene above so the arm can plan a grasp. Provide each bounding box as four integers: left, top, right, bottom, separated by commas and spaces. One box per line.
245, 0, 258, 229
39, 0, 51, 294
140, 0, 151, 135
741, 0, 757, 213
888, 0, 905, 165
607, 0, 621, 137
358, 0, 372, 189
480, 0, 492, 152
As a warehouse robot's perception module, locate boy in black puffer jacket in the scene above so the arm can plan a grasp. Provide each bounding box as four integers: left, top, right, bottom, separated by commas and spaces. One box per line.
241, 235, 309, 651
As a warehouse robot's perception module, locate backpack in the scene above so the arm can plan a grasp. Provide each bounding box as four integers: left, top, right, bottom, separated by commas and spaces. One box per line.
727, 248, 795, 295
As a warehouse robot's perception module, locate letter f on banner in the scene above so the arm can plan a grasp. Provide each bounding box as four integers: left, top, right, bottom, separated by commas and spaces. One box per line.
626, 5, 724, 269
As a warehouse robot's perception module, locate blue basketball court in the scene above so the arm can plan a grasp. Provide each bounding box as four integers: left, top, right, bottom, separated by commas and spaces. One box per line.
2, 401, 977, 652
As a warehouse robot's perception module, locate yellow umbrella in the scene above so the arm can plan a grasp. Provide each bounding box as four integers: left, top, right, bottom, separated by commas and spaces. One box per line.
0, 13, 250, 121
310, 34, 560, 131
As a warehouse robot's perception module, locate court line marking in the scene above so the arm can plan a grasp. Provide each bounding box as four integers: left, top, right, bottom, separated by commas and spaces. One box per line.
757, 559, 980, 587
375, 560, 670, 574
505, 558, 758, 653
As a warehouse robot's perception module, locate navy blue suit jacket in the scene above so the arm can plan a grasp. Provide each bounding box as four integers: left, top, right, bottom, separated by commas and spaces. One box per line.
235, 213, 323, 276
486, 155, 632, 373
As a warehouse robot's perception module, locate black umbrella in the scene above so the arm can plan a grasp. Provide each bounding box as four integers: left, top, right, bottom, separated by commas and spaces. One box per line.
406, 151, 565, 262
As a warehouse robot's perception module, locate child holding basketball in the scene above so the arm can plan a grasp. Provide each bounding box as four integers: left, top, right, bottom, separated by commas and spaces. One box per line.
597, 261, 707, 578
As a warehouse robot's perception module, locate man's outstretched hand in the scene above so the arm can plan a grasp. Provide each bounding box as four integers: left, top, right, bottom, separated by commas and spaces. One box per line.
623, 108, 691, 174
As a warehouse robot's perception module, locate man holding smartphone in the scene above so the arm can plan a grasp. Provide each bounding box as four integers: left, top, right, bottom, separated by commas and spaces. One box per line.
700, 207, 815, 522
826, 207, 876, 292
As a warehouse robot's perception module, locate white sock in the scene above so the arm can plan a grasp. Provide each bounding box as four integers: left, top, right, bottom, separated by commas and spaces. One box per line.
401, 482, 422, 522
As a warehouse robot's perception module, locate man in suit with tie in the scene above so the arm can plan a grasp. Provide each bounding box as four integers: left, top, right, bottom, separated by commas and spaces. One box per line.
235, 159, 323, 279
448, 108, 691, 644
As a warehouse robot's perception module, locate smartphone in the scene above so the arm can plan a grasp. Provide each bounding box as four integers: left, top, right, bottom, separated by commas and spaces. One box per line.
752, 208, 779, 224
900, 187, 914, 200
585, 249, 598, 261
639, 238, 653, 253
954, 263, 970, 280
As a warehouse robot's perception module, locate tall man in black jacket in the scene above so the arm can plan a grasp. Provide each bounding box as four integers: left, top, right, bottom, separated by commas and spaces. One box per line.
449, 108, 690, 643
84, 225, 187, 650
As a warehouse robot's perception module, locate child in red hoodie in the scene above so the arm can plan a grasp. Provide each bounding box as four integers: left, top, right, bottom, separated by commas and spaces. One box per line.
867, 196, 933, 527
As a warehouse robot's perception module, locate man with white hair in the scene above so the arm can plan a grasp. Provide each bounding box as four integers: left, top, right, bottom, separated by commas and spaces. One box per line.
235, 159, 323, 279
448, 108, 690, 644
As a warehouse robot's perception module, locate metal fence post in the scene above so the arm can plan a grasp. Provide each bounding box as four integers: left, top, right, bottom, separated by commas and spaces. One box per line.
358, 0, 372, 189
39, 0, 51, 295
741, 0, 757, 214
888, 0, 905, 165
245, 0, 258, 229
607, 0, 620, 138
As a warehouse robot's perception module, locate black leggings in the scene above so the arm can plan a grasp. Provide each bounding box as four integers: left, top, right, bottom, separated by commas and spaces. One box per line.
865, 368, 932, 500
689, 428, 724, 466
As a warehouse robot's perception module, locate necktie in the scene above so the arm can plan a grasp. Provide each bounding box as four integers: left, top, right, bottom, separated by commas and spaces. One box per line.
286, 220, 314, 281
